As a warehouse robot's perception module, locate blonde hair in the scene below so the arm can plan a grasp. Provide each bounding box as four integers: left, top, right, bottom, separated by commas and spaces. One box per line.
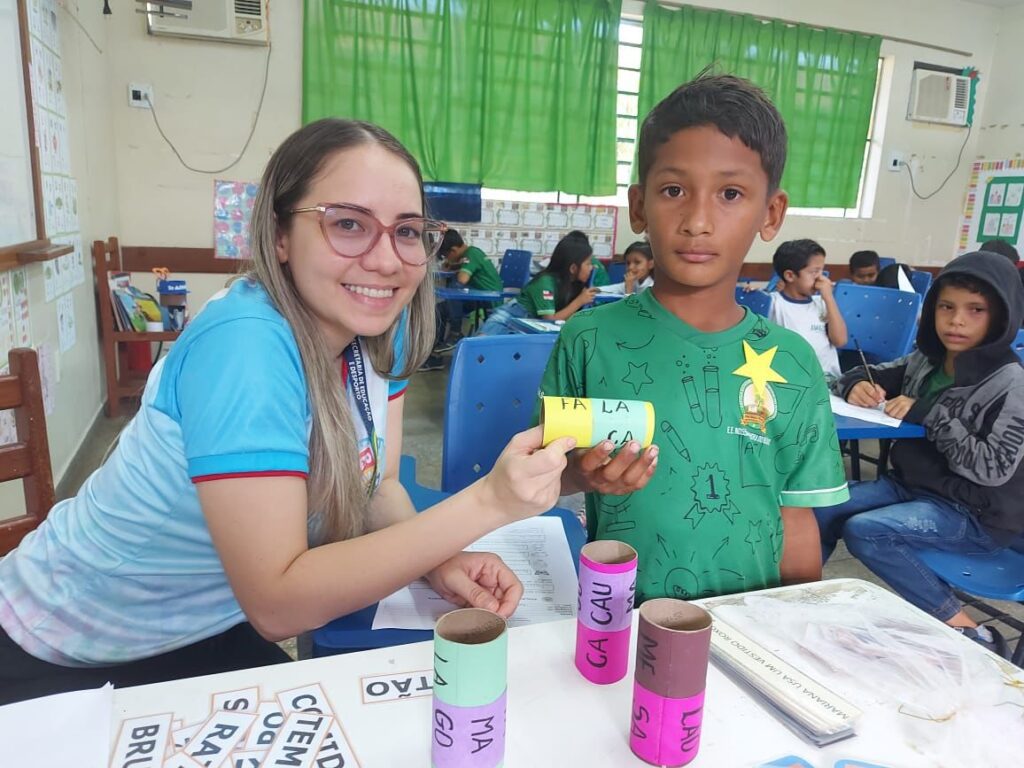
244, 119, 435, 543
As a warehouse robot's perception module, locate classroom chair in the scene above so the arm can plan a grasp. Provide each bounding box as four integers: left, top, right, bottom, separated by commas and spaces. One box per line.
1013, 328, 1024, 363
734, 286, 772, 317
909, 269, 933, 296
498, 249, 533, 291
834, 283, 921, 364
442, 334, 557, 493
607, 261, 627, 284
0, 348, 55, 555
918, 548, 1024, 666
878, 256, 896, 270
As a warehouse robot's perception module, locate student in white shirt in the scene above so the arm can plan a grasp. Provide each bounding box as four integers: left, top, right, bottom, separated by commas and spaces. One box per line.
598, 241, 655, 295
768, 239, 848, 381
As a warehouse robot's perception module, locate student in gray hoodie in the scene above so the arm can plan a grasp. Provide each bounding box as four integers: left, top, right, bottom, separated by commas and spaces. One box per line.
816, 251, 1024, 658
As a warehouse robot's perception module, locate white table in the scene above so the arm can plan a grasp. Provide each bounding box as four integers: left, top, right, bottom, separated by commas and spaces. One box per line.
113, 579, 1024, 766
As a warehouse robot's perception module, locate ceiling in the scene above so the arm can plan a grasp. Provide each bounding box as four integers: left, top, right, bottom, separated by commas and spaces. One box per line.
961, 0, 1024, 6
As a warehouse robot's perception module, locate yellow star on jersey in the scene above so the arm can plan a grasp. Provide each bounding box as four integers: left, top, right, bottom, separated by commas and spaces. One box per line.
732, 340, 787, 400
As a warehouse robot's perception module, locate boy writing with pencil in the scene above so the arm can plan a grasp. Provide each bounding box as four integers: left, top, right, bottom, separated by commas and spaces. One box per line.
543, 73, 849, 602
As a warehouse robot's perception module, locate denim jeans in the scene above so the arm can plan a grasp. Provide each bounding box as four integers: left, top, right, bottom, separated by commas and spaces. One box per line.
814, 476, 1001, 621
477, 300, 528, 336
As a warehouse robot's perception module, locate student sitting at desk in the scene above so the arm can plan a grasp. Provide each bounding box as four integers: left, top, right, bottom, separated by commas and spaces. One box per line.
848, 249, 880, 285
598, 240, 655, 295
429, 228, 502, 356
0, 119, 579, 705
478, 231, 599, 335
815, 251, 1024, 659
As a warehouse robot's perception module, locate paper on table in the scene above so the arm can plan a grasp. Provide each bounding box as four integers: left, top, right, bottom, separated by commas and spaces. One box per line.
373, 517, 578, 630
0, 683, 112, 768
829, 395, 904, 429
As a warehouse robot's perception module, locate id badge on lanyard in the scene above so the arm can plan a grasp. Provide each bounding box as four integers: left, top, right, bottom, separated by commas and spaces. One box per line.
342, 338, 380, 493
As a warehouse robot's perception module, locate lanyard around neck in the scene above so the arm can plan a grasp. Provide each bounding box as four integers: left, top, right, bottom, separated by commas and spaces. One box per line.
341, 338, 380, 492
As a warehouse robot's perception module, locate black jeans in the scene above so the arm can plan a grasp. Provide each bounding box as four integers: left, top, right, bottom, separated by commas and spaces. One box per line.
0, 622, 290, 706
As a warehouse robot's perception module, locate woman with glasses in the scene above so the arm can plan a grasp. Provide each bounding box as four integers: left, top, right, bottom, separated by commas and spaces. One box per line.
0, 119, 577, 704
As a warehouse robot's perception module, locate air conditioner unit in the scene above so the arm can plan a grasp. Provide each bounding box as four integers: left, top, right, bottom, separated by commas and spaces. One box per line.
145, 0, 269, 46
907, 70, 969, 126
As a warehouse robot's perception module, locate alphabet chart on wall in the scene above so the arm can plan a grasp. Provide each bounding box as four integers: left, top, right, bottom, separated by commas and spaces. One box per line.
447, 198, 618, 262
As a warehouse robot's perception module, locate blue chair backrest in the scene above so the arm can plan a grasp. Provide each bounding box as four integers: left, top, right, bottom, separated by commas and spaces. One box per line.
442, 334, 557, 493
878, 256, 896, 270
763, 274, 780, 292
607, 261, 627, 284
834, 283, 921, 363
909, 269, 933, 296
1014, 329, 1024, 363
735, 287, 772, 317
499, 249, 533, 289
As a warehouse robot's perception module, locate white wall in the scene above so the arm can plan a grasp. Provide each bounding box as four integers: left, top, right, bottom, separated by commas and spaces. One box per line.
1, 0, 118, 518
975, 2, 1024, 160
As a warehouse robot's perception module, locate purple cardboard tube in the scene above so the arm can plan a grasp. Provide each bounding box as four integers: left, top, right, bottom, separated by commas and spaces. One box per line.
575, 540, 637, 685
431, 690, 506, 768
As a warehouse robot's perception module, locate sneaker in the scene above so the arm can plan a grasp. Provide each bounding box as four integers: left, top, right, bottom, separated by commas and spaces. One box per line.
433, 341, 457, 354
417, 354, 445, 372
956, 625, 1011, 659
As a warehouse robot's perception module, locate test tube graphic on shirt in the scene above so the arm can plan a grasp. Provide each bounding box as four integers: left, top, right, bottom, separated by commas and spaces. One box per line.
703, 365, 722, 428
681, 376, 705, 423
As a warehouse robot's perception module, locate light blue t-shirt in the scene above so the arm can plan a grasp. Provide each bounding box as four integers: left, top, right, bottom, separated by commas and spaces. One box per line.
0, 279, 406, 665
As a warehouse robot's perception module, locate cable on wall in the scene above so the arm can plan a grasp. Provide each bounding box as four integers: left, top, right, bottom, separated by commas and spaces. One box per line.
901, 124, 972, 201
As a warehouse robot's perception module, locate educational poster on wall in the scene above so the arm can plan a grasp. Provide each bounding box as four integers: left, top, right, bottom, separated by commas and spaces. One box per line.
0, 367, 13, 446
11, 268, 31, 348
447, 199, 618, 262
36, 342, 56, 416
0, 273, 14, 360
56, 292, 75, 352
214, 180, 258, 259
956, 159, 1024, 256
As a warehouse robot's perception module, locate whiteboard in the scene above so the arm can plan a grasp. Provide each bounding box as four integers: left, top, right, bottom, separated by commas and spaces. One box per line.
0, 0, 37, 249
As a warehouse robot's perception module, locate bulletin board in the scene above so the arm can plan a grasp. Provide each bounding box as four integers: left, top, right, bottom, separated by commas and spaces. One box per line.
447, 199, 618, 261
955, 158, 1024, 256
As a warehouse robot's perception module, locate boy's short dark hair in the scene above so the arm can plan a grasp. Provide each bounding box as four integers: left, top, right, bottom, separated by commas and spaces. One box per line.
934, 272, 1007, 344
438, 228, 464, 256
636, 71, 788, 191
849, 250, 880, 271
773, 239, 825, 279
980, 239, 1020, 265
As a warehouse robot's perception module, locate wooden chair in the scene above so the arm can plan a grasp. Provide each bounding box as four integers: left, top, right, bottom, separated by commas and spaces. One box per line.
0, 348, 55, 554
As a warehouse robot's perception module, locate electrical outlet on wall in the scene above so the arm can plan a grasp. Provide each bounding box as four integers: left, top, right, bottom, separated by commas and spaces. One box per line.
128, 83, 154, 109
885, 150, 905, 172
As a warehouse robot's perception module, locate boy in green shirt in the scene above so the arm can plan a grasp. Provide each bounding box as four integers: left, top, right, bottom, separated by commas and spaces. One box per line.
542, 73, 849, 602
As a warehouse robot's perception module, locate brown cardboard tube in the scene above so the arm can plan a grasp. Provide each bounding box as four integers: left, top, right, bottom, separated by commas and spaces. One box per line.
580, 539, 638, 568
633, 598, 712, 699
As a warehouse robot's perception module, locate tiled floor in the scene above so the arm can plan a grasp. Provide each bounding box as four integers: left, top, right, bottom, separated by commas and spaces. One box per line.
64, 364, 1023, 660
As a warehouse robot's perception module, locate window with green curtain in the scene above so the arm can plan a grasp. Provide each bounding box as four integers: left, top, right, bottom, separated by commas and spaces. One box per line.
303, 0, 622, 196
637, 2, 881, 208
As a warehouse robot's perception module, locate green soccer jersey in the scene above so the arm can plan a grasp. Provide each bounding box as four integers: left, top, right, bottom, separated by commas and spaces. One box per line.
459, 246, 503, 294
540, 289, 849, 602
590, 257, 611, 287
517, 273, 560, 317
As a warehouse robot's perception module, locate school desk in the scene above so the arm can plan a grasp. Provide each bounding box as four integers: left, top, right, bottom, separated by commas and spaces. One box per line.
833, 415, 926, 482
111, 579, 1023, 767
435, 286, 520, 302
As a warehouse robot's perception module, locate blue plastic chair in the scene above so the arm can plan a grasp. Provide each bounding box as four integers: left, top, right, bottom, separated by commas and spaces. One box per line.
498, 249, 533, 290
834, 283, 921, 364
918, 548, 1024, 665
878, 256, 896, 270
909, 269, 933, 296
442, 334, 557, 493
607, 261, 627, 284
735, 286, 772, 317
1013, 328, 1024, 363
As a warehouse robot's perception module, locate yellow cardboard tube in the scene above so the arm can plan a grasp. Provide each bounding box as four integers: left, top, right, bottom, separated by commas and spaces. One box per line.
541, 396, 656, 448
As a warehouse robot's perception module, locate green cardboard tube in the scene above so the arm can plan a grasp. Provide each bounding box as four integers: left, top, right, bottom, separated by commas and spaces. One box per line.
433, 608, 508, 707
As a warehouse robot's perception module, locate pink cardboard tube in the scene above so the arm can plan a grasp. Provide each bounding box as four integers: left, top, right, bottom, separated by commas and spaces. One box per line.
575, 624, 632, 685
431, 689, 506, 768
629, 680, 705, 767
575, 540, 637, 685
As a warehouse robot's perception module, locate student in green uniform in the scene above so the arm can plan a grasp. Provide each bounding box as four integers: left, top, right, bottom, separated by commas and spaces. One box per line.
434, 229, 502, 348
478, 231, 599, 335
541, 73, 850, 602
574, 228, 611, 288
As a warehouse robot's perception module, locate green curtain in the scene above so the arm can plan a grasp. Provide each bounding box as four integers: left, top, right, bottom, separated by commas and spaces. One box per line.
304, 0, 621, 196
637, 2, 881, 208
